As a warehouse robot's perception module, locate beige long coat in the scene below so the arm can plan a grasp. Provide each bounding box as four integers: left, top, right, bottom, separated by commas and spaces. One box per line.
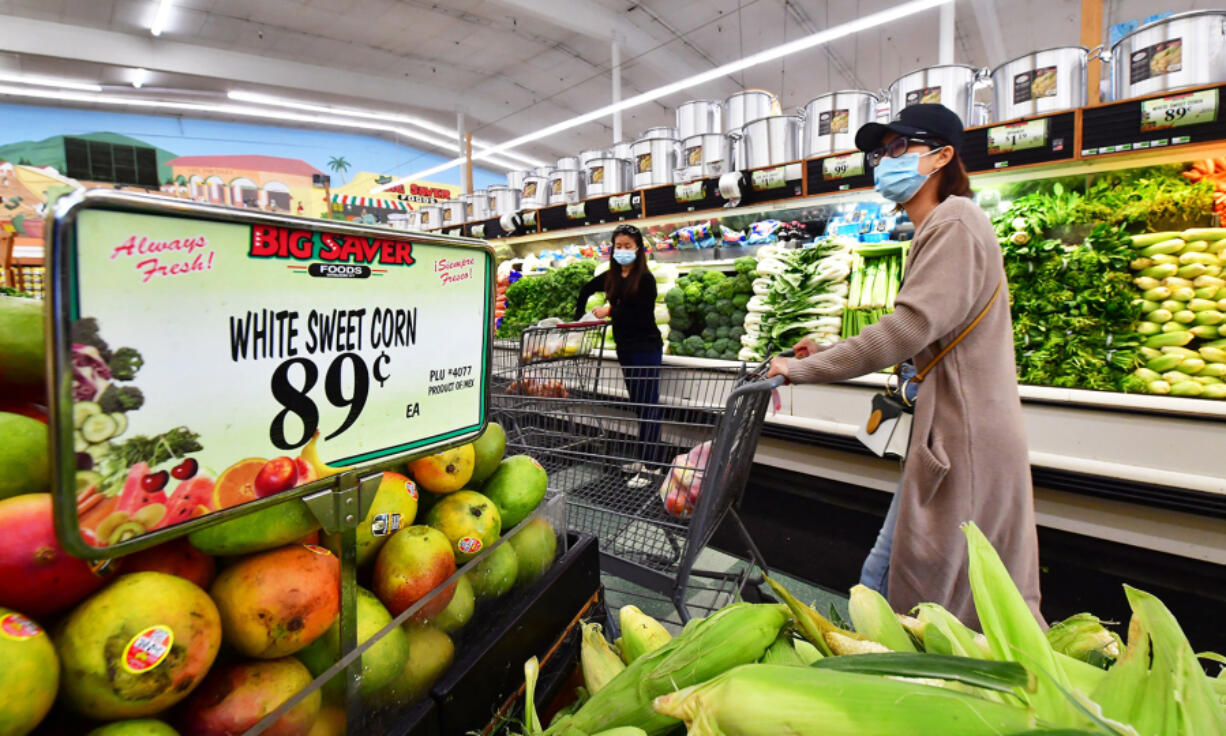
787, 195, 1042, 626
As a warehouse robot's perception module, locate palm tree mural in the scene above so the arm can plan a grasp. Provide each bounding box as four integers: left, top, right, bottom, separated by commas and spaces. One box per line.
327, 155, 351, 185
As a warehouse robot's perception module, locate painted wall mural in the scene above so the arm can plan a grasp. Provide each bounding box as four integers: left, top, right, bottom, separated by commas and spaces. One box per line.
0, 103, 504, 238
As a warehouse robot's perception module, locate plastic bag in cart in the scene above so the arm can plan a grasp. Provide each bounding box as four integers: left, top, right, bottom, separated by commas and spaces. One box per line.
658, 441, 712, 518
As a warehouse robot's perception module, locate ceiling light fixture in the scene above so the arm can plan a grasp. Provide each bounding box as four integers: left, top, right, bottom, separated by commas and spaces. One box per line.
0, 71, 103, 92
150, 0, 173, 36
0, 84, 526, 171
375, 0, 952, 191
131, 68, 148, 88
226, 90, 546, 167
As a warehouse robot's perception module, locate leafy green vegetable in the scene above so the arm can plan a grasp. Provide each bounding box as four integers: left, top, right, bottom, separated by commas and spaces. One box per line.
108, 347, 144, 380
497, 261, 597, 338
99, 426, 202, 493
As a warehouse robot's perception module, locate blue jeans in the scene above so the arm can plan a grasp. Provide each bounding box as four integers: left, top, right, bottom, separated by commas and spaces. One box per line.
859, 484, 901, 597
617, 349, 663, 463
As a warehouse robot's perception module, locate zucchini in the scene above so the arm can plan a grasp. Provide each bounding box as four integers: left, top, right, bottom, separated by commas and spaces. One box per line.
1179, 228, 1226, 242
73, 401, 103, 429
1174, 310, 1197, 324
1178, 263, 1209, 279
1148, 308, 1173, 324
1205, 383, 1226, 399
1148, 380, 1172, 395
110, 412, 128, 438
1189, 325, 1222, 340
1141, 263, 1179, 279
1147, 354, 1183, 373
1144, 331, 1195, 348
1139, 238, 1185, 257
1180, 239, 1210, 254
1170, 380, 1205, 397
1136, 321, 1161, 336
1178, 358, 1207, 375
1132, 231, 1182, 247
1189, 298, 1219, 312
1143, 286, 1172, 301
80, 413, 118, 443
1202, 346, 1226, 363
73, 431, 88, 453
1134, 276, 1162, 291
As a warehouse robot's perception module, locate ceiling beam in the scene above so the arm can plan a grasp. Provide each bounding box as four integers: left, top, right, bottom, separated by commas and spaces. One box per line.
969, 0, 1008, 68
0, 13, 575, 159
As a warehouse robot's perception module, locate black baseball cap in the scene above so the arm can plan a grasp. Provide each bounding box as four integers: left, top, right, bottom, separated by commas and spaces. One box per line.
855, 103, 964, 153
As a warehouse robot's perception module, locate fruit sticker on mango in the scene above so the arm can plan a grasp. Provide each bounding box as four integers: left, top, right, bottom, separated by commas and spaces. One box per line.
121, 625, 174, 674
0, 612, 43, 640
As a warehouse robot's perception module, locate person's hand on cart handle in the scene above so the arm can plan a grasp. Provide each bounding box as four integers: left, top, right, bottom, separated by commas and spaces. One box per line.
592, 304, 612, 319
792, 337, 820, 359
765, 349, 794, 383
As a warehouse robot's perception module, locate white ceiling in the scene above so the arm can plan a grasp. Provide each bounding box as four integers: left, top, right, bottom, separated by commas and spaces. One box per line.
0, 0, 1220, 173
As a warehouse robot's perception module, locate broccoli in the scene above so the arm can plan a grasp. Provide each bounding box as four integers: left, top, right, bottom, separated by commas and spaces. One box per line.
722, 349, 739, 361
701, 326, 718, 342
730, 326, 745, 340
683, 283, 704, 303
108, 347, 144, 381
732, 293, 750, 310
705, 348, 722, 359
701, 270, 727, 286
715, 326, 731, 339
688, 268, 707, 283
731, 309, 748, 326
668, 329, 685, 343
98, 384, 145, 413
715, 279, 738, 300
715, 299, 736, 316
71, 317, 113, 363
664, 287, 685, 312
733, 274, 754, 294
683, 335, 705, 355
734, 256, 757, 275
712, 337, 734, 354
669, 316, 690, 332
701, 287, 719, 305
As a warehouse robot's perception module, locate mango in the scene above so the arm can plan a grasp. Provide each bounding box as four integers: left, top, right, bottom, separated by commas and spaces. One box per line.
407, 445, 474, 495
375, 624, 455, 707
373, 526, 455, 620
323, 472, 419, 567
469, 422, 507, 486
87, 719, 180, 736
481, 455, 549, 531
297, 587, 409, 699
56, 572, 222, 719
305, 706, 346, 736
510, 517, 558, 587
0, 607, 58, 736
468, 541, 518, 601
188, 498, 320, 556
0, 413, 48, 500
429, 573, 474, 634
210, 544, 339, 658
177, 658, 320, 736
426, 491, 501, 564
0, 297, 45, 401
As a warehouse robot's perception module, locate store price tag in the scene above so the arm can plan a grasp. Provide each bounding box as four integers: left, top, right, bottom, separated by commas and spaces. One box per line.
1140, 89, 1218, 132
986, 119, 1048, 155
48, 191, 491, 558
522, 211, 538, 227
751, 167, 788, 191
565, 202, 586, 220
675, 181, 705, 203
821, 152, 866, 181
608, 193, 634, 214
472, 224, 485, 238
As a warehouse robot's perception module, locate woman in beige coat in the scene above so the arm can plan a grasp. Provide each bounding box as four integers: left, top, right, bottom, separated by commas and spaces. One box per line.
767, 104, 1042, 626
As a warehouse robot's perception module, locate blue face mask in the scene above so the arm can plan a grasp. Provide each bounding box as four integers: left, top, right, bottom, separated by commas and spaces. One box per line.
873, 149, 942, 203
612, 249, 636, 266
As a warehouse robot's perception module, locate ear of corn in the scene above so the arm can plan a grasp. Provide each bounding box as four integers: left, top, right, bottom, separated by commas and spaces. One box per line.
761, 635, 807, 666
812, 652, 1034, 695
1091, 586, 1226, 736
1045, 614, 1124, 669
523, 657, 543, 735
915, 603, 990, 659
765, 574, 844, 657
651, 664, 1038, 736
582, 622, 626, 694
617, 606, 671, 664
963, 522, 1088, 729
826, 630, 891, 655
848, 584, 917, 652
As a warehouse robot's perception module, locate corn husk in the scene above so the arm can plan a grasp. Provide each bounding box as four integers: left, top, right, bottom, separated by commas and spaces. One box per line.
1046, 613, 1124, 668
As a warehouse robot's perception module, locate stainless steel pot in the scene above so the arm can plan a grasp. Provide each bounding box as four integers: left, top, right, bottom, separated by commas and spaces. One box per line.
586, 157, 632, 196
521, 175, 550, 208
1111, 10, 1226, 101
506, 170, 528, 191
533, 166, 553, 177
640, 126, 679, 140
972, 102, 991, 126
578, 148, 607, 168
741, 115, 800, 169
888, 64, 978, 124
418, 205, 442, 230
548, 169, 584, 205
991, 46, 1088, 122
556, 156, 580, 171
724, 90, 778, 133
441, 200, 466, 224
462, 191, 491, 221
677, 133, 728, 181
676, 99, 723, 139
631, 137, 678, 188
487, 185, 521, 216
800, 90, 879, 157
611, 140, 634, 160
405, 209, 423, 230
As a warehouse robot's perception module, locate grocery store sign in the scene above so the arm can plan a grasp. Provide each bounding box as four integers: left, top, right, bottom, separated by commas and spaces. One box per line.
1140, 89, 1218, 132
750, 167, 788, 191
48, 190, 492, 558
986, 119, 1048, 156
821, 152, 866, 181
608, 194, 635, 214
675, 180, 705, 203
566, 202, 586, 220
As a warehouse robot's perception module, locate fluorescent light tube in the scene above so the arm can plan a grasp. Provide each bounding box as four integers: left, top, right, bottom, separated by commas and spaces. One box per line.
150, 0, 173, 36
0, 72, 102, 92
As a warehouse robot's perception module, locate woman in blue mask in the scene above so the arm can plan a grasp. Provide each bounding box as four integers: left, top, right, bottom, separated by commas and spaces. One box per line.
575, 224, 664, 485
766, 104, 1041, 628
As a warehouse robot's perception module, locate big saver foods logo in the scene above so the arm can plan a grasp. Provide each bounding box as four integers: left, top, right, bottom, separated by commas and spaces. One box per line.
249, 224, 415, 280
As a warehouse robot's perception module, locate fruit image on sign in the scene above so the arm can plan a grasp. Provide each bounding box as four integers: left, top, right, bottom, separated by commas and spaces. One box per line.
209, 545, 340, 658
373, 525, 456, 620
426, 490, 501, 564
408, 444, 475, 495
0, 606, 58, 736
55, 572, 222, 719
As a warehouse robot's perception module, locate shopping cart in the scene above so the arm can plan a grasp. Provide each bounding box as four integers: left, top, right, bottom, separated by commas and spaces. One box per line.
491, 321, 784, 622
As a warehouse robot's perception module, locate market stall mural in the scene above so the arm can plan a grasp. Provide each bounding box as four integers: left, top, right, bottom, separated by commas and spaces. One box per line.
0, 103, 502, 238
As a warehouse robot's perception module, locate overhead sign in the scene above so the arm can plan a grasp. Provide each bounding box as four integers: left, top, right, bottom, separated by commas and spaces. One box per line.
821, 152, 866, 181
986, 119, 1049, 156
50, 191, 491, 557
1140, 89, 1218, 132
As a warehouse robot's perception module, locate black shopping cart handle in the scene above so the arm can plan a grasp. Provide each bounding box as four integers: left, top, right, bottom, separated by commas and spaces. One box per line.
556, 319, 609, 328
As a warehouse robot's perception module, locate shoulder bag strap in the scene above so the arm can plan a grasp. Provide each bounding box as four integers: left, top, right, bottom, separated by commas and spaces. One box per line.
910, 278, 1004, 384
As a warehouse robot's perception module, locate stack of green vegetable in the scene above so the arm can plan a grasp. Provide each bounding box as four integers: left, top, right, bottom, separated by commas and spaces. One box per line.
842, 243, 908, 339
499, 261, 598, 339
663, 257, 756, 360
1127, 230, 1226, 399
510, 522, 1226, 736
741, 239, 854, 361
995, 219, 1143, 392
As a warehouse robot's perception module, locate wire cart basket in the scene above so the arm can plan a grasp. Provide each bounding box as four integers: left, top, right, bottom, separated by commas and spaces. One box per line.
491, 320, 782, 621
